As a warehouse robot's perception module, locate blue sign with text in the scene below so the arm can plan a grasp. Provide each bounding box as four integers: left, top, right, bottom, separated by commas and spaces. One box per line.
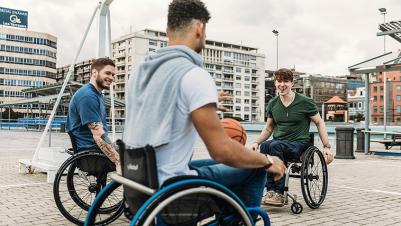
0, 7, 28, 29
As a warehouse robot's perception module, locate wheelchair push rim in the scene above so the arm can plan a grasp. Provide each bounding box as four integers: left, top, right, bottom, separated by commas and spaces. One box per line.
53, 150, 124, 225
300, 146, 328, 209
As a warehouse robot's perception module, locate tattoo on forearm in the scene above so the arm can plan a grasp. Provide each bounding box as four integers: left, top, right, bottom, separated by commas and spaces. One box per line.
94, 137, 120, 163
89, 122, 121, 169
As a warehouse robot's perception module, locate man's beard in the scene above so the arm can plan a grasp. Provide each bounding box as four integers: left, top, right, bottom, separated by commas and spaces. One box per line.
96, 78, 109, 90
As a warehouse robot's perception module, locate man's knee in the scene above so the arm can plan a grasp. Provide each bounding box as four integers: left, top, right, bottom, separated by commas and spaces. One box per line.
260, 140, 283, 156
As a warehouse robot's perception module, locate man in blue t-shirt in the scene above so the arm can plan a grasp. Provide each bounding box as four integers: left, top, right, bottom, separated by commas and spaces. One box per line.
66, 58, 121, 174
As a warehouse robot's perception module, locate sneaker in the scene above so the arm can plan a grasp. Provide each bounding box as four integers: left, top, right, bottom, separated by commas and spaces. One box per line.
262, 190, 276, 205
263, 193, 284, 206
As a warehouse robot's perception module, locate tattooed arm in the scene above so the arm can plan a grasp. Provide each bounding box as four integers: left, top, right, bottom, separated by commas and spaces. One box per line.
88, 122, 121, 175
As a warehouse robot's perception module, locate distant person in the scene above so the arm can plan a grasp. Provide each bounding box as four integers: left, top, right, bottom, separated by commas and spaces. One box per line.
66, 58, 121, 174
123, 0, 286, 208
251, 68, 334, 206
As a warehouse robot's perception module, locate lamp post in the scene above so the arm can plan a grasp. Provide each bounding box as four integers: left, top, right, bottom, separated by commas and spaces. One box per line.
272, 29, 279, 70
378, 8, 387, 137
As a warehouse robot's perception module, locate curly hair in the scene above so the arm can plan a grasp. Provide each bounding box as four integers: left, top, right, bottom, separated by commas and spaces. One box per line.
274, 68, 294, 82
91, 58, 115, 72
168, 0, 211, 31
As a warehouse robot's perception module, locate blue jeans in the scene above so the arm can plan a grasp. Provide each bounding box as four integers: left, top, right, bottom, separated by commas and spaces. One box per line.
189, 159, 266, 207
259, 140, 309, 194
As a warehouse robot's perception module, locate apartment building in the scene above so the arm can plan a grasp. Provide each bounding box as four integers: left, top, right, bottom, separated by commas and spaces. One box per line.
370, 69, 401, 124
297, 74, 347, 114
111, 29, 266, 122
0, 27, 57, 113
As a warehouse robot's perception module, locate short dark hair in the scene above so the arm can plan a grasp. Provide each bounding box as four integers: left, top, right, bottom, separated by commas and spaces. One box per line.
274, 68, 294, 82
91, 58, 115, 72
168, 0, 211, 31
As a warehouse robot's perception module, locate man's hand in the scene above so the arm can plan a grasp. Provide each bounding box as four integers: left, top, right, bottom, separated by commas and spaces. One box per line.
218, 90, 233, 102
217, 91, 233, 112
266, 156, 286, 181
251, 142, 259, 151
323, 148, 334, 164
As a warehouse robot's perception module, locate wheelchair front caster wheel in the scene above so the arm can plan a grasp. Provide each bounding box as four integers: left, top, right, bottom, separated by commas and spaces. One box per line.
291, 202, 303, 214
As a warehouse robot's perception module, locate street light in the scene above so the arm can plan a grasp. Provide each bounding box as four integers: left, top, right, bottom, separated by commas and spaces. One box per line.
378, 8, 387, 53
272, 29, 279, 70
378, 8, 388, 136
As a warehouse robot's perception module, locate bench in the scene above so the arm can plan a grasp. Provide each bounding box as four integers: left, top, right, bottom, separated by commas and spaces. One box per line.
370, 133, 401, 150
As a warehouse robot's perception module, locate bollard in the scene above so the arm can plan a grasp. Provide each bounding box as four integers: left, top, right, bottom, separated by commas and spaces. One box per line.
355, 128, 364, 153
335, 127, 355, 159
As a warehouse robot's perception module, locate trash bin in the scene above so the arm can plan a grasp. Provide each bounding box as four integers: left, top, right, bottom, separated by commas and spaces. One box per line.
60, 123, 66, 133
335, 127, 355, 159
355, 128, 364, 153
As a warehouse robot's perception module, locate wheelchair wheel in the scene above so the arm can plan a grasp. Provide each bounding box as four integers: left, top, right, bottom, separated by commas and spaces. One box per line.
85, 180, 127, 225
53, 150, 124, 225
300, 146, 328, 209
132, 179, 257, 226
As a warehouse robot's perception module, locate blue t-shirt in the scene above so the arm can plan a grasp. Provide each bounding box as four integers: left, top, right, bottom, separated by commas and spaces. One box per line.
66, 83, 108, 150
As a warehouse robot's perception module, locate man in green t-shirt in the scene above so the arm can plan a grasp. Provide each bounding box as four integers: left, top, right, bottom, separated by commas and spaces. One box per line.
251, 68, 334, 206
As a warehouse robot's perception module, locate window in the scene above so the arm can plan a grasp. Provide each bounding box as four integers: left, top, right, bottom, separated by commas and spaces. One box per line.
244, 107, 250, 112
235, 83, 241, 88
244, 76, 250, 81
244, 91, 250, 96
373, 87, 377, 93
380, 96, 383, 101
235, 67, 241, 73
373, 96, 377, 101
235, 106, 241, 111
224, 51, 231, 57
235, 76, 241, 81
380, 106, 384, 112
397, 85, 401, 91
149, 39, 158, 46
235, 91, 241, 95
397, 106, 401, 113
397, 95, 401, 101
244, 99, 250, 104
235, 98, 241, 103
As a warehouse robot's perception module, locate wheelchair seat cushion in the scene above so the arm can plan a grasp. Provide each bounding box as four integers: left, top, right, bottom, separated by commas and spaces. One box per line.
76, 149, 115, 175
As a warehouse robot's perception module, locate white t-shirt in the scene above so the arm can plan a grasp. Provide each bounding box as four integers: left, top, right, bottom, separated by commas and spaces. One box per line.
156, 67, 218, 185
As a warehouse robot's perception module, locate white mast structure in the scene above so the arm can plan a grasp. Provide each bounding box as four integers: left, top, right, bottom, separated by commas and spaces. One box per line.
19, 0, 115, 183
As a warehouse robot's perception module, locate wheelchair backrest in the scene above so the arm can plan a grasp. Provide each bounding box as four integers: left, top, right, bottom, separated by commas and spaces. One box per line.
67, 131, 78, 153
308, 133, 314, 146
116, 140, 159, 213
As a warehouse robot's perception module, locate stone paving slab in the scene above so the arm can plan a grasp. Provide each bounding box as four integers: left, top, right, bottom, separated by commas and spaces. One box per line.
1, 130, 401, 225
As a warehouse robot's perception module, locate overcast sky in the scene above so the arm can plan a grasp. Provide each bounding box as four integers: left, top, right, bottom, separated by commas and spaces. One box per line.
2, 0, 401, 75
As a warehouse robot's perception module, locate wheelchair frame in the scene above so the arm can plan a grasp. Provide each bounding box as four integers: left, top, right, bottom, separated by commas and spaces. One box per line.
280, 146, 328, 214
85, 173, 271, 226
53, 132, 124, 225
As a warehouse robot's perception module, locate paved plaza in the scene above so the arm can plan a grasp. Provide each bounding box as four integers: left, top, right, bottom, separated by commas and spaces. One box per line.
1, 130, 401, 225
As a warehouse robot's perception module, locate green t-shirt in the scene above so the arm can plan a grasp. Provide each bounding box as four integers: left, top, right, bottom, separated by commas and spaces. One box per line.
266, 93, 318, 141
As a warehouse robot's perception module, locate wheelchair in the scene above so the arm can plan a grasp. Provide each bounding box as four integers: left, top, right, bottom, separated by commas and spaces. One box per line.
264, 134, 328, 214
53, 132, 124, 225
85, 140, 271, 226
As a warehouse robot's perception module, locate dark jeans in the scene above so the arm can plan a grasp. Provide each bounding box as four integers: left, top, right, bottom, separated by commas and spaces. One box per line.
189, 159, 266, 208
259, 139, 309, 194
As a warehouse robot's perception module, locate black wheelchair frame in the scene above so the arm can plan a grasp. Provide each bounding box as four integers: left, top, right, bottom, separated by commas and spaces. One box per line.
53, 132, 124, 225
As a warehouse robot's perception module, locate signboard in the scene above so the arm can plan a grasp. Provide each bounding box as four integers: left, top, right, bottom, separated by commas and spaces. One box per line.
0, 7, 28, 29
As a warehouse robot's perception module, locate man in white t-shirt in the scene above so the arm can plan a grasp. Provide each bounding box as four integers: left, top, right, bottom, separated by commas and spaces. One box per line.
124, 0, 286, 208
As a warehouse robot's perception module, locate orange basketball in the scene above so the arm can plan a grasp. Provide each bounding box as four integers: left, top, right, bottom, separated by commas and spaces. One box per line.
221, 118, 247, 145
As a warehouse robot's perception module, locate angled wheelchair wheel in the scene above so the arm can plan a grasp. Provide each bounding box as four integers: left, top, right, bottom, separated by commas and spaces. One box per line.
85, 180, 127, 226
132, 179, 259, 226
53, 150, 124, 225
300, 146, 328, 209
